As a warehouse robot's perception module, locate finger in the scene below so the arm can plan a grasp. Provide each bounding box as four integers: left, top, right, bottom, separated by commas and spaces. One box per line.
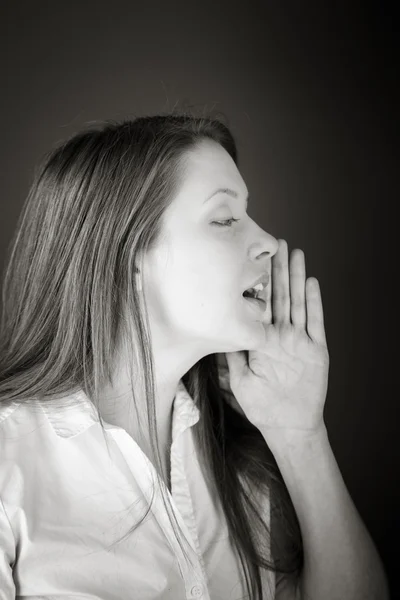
272, 239, 290, 325
306, 278, 327, 346
289, 249, 307, 329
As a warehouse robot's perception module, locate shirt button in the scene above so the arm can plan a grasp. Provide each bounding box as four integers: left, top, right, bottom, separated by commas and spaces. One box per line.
190, 584, 203, 597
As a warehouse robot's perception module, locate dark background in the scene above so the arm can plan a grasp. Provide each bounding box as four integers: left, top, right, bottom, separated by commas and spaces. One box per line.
1, 1, 398, 597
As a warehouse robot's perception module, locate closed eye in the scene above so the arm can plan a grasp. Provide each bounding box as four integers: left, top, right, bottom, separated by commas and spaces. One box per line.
212, 218, 240, 228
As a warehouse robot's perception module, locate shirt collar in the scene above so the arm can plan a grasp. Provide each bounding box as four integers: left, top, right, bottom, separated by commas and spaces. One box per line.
39, 379, 201, 439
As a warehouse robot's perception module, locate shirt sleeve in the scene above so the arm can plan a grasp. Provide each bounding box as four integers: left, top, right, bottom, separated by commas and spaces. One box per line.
0, 495, 16, 599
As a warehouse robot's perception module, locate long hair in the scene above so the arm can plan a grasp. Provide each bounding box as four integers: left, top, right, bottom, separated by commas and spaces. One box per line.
0, 112, 303, 599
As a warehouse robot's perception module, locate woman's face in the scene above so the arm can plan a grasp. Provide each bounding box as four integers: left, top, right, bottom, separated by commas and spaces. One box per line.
140, 139, 279, 357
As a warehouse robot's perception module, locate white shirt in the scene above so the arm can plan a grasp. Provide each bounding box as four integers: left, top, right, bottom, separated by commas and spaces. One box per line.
0, 379, 275, 599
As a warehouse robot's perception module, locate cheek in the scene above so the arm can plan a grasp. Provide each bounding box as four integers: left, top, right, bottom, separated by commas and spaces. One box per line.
147, 242, 241, 322
158, 276, 234, 329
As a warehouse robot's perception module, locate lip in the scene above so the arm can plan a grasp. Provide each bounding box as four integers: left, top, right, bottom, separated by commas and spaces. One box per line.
243, 273, 270, 291
243, 296, 267, 312
242, 272, 269, 303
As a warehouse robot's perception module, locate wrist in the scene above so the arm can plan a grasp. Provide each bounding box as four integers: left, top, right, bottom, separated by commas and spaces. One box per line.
261, 422, 329, 453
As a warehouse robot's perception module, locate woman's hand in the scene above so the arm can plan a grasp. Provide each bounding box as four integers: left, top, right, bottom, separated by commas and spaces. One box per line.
222, 239, 330, 440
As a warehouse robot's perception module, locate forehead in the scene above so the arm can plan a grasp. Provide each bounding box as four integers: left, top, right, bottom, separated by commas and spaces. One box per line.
179, 140, 246, 195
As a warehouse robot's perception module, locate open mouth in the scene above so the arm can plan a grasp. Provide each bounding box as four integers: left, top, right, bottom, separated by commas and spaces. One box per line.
242, 290, 266, 309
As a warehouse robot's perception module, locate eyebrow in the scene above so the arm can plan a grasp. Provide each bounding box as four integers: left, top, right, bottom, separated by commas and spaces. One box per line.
204, 187, 250, 207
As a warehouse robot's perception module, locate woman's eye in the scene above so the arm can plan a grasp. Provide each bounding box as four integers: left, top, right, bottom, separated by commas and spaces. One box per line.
212, 218, 240, 228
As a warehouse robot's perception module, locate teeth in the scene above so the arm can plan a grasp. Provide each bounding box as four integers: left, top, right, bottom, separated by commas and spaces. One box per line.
244, 281, 266, 299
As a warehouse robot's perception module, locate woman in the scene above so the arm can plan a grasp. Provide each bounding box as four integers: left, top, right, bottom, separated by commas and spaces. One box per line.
0, 114, 388, 599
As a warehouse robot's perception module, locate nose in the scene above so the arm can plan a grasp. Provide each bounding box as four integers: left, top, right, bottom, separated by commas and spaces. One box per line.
254, 234, 279, 262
